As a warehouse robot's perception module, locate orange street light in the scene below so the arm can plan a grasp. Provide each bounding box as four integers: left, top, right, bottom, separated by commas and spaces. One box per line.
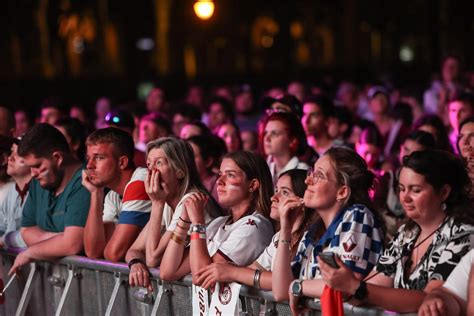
194, 0, 214, 20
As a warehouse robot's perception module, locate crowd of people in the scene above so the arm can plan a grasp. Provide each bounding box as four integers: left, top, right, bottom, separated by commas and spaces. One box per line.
0, 54, 474, 315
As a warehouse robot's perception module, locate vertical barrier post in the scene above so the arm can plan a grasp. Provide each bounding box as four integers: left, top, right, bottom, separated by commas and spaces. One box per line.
15, 262, 37, 316
105, 272, 124, 316
259, 300, 278, 316
54, 265, 76, 316
151, 281, 172, 316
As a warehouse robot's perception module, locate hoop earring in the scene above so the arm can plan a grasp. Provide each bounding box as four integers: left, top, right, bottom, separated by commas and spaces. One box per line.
441, 202, 447, 212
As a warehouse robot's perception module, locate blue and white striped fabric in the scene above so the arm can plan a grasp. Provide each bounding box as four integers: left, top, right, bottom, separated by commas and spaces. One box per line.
292, 204, 384, 280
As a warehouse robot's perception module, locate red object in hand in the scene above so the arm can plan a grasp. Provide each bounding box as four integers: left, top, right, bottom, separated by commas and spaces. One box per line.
0, 278, 4, 304
321, 284, 344, 316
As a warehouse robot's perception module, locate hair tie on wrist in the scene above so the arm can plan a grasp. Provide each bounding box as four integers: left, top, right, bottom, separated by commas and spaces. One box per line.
179, 216, 192, 224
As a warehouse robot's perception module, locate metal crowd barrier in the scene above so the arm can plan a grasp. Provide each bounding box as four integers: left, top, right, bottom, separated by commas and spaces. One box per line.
0, 249, 415, 316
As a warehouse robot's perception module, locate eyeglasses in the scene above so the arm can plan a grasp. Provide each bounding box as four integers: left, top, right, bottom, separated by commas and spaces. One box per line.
306, 168, 338, 184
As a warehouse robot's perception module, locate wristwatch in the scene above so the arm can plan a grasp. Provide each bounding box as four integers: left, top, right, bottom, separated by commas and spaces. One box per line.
190, 223, 206, 234
353, 280, 368, 301
291, 280, 304, 297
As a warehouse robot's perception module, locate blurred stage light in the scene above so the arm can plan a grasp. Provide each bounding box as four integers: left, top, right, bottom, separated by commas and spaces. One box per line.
136, 38, 155, 51
399, 45, 414, 62
194, 0, 214, 20
73, 36, 84, 54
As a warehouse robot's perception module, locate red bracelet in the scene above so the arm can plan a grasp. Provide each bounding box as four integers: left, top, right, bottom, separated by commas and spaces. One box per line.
190, 232, 206, 240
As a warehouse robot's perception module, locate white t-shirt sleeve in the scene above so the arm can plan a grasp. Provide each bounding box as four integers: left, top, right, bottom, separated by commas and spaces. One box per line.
443, 249, 474, 302
255, 232, 279, 271
103, 191, 121, 223
166, 193, 193, 232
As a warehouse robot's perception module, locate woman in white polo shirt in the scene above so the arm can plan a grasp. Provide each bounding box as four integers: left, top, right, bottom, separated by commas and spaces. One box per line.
159, 151, 274, 282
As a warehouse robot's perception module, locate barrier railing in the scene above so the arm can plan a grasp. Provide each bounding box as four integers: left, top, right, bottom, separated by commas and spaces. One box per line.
0, 249, 415, 315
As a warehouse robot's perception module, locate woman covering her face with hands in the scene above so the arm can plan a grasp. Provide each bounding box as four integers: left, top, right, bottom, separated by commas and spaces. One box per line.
319, 149, 474, 314
272, 147, 385, 314
159, 150, 274, 284
182, 169, 315, 292
125, 137, 222, 291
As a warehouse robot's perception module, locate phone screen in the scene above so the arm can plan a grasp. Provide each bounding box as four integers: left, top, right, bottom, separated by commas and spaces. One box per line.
318, 252, 339, 268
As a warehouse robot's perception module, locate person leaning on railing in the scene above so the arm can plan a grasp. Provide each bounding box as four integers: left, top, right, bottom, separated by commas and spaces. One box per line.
125, 137, 222, 290
418, 249, 474, 316
159, 151, 274, 284
319, 149, 474, 314
271, 147, 385, 315
189, 169, 315, 292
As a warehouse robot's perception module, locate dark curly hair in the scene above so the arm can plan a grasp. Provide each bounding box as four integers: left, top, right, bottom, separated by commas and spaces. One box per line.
402, 149, 474, 226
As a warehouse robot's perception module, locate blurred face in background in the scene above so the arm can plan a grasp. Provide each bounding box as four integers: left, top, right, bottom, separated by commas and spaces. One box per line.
217, 123, 241, 153
146, 88, 165, 113
15, 110, 31, 138
369, 93, 389, 116
302, 102, 325, 136
139, 119, 162, 144
172, 114, 191, 137
458, 122, 474, 161
70, 106, 87, 124
449, 101, 473, 132
180, 124, 202, 140
263, 120, 291, 157
241, 130, 258, 152
287, 82, 305, 102
208, 102, 228, 130
356, 142, 380, 170
40, 107, 62, 125
442, 57, 460, 83
235, 92, 254, 114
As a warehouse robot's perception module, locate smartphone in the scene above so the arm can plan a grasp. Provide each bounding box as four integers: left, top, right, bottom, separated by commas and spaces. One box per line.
318, 252, 339, 268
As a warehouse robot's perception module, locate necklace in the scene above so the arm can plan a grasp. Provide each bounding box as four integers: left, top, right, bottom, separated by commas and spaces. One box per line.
365, 217, 450, 282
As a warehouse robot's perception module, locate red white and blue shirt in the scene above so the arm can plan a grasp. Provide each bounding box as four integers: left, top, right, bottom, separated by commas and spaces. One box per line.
102, 167, 151, 228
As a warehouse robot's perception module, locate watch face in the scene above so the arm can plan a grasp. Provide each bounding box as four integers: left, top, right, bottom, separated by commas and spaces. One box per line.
292, 281, 302, 296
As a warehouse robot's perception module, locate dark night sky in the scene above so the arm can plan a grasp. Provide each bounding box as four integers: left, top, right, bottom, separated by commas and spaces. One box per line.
1, 0, 474, 109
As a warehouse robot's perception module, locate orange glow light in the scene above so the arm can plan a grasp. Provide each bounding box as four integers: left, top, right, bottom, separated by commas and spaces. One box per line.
194, 0, 214, 20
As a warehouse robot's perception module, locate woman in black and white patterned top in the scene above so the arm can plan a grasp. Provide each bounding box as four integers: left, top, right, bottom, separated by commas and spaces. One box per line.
319, 149, 474, 314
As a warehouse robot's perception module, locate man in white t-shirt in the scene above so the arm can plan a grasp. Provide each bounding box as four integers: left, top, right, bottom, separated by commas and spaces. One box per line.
418, 249, 474, 316
82, 128, 151, 262
0, 140, 31, 248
